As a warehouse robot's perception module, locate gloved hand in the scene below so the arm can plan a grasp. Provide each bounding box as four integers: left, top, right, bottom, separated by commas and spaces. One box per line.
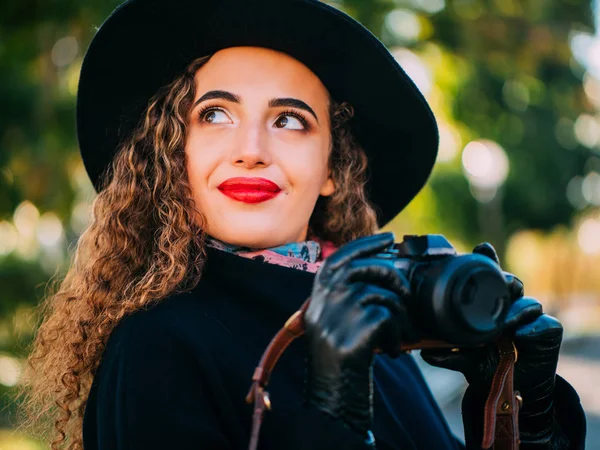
421, 243, 570, 449
303, 232, 419, 444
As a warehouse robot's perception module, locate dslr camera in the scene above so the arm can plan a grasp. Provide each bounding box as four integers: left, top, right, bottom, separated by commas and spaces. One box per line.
377, 234, 512, 346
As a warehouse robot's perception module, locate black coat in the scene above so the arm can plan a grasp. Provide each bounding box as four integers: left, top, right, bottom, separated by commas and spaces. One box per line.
82, 246, 585, 449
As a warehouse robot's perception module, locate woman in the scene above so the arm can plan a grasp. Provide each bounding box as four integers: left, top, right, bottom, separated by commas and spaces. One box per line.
18, 0, 586, 449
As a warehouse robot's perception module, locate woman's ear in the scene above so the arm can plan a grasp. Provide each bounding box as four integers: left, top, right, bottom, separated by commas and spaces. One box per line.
320, 170, 335, 196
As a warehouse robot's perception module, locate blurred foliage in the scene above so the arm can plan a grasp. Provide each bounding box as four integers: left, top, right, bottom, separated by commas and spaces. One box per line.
0, 0, 598, 441
366, 0, 595, 253
0, 429, 43, 449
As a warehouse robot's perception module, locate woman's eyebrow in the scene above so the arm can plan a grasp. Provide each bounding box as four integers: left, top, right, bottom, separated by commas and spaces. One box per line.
193, 90, 241, 107
193, 91, 319, 124
269, 98, 319, 123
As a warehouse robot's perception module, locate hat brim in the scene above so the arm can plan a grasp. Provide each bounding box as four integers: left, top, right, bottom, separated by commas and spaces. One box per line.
77, 0, 439, 226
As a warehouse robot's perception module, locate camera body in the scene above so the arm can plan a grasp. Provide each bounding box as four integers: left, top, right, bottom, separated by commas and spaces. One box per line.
377, 234, 511, 346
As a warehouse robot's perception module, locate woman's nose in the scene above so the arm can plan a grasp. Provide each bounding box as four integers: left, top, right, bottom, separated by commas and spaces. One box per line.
230, 123, 272, 169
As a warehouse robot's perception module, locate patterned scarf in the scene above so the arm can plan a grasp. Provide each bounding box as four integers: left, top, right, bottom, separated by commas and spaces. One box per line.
206, 235, 337, 273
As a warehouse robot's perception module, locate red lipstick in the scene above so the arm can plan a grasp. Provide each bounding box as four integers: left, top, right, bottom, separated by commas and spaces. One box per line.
217, 177, 282, 204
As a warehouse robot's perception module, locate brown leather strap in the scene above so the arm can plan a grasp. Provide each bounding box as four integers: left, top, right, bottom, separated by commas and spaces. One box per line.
481, 335, 521, 449
246, 304, 521, 450
245, 299, 310, 450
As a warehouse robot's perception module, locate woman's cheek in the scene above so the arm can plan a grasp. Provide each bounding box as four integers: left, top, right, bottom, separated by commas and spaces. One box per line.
283, 142, 328, 179
186, 137, 225, 182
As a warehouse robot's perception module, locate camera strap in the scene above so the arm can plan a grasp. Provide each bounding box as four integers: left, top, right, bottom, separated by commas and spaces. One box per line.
481, 335, 521, 449
245, 300, 521, 450
246, 299, 311, 450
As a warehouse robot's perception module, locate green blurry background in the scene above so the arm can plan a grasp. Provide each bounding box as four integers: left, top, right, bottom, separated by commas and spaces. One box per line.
1, 0, 599, 447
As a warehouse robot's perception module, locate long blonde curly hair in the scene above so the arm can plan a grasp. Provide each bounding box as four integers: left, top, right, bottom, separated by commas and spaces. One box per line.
14, 54, 379, 450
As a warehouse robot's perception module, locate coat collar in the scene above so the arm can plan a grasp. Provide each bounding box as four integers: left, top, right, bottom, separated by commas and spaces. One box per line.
199, 245, 316, 322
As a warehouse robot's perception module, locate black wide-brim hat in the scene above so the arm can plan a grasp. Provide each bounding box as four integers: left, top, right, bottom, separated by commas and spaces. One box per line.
77, 0, 439, 227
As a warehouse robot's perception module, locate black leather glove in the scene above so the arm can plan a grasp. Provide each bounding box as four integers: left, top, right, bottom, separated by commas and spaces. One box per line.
303, 232, 419, 444
421, 242, 570, 449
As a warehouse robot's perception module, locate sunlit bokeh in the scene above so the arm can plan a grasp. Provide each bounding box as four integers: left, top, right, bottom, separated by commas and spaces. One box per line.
578, 217, 600, 254
582, 171, 600, 205
461, 140, 509, 188
0, 221, 18, 256
36, 212, 64, 248
0, 354, 22, 388
461, 140, 509, 203
386, 9, 421, 43
574, 114, 600, 149
13, 202, 39, 240
51, 36, 79, 68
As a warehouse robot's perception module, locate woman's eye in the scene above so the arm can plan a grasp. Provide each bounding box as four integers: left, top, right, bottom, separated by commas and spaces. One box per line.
201, 109, 230, 124
275, 114, 306, 130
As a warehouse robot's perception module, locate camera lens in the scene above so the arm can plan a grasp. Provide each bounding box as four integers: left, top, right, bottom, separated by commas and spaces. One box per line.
417, 254, 511, 345
451, 266, 510, 334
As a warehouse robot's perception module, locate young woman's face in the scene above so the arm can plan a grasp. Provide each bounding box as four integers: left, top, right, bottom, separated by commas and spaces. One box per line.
185, 46, 334, 248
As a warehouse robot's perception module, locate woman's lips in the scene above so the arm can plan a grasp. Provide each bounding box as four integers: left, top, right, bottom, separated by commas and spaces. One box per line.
217, 177, 282, 204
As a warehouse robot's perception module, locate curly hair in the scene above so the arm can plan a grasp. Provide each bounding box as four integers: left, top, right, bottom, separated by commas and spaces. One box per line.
14, 54, 379, 450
